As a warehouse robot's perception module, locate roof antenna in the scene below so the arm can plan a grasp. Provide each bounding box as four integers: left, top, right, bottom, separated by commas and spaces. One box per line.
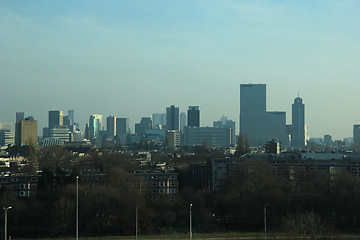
298, 91, 300, 98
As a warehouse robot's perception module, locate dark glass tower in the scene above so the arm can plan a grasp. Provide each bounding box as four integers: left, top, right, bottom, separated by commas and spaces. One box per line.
292, 96, 305, 147
166, 105, 179, 130
187, 106, 200, 127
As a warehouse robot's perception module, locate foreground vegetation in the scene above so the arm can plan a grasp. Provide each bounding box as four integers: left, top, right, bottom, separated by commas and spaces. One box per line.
2, 145, 360, 238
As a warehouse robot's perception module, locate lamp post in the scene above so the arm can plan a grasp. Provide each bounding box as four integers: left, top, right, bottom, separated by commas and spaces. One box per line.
264, 203, 269, 238
136, 204, 138, 240
190, 204, 193, 240
76, 176, 79, 240
4, 206, 12, 240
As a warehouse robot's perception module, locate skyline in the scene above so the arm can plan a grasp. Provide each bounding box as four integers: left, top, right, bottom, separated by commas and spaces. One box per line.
1, 1, 360, 139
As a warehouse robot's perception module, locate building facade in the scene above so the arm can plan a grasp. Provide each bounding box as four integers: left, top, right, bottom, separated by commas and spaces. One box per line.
166, 105, 179, 131
187, 106, 200, 127
292, 96, 305, 147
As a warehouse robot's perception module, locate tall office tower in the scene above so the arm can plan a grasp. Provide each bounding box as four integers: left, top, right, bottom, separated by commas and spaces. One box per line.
240, 84, 267, 146
107, 116, 116, 137
68, 110, 74, 125
187, 106, 200, 127
240, 84, 286, 146
116, 118, 130, 136
15, 117, 38, 146
166, 105, 179, 131
49, 110, 63, 129
353, 125, 360, 146
180, 112, 187, 131
63, 116, 72, 127
16, 112, 24, 123
89, 114, 103, 139
135, 117, 152, 134
152, 113, 166, 129
292, 96, 305, 147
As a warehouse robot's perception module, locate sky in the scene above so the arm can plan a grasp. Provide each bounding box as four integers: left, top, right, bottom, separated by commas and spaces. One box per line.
1, 0, 360, 139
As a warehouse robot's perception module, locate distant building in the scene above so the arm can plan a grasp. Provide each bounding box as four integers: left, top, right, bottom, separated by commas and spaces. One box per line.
180, 112, 187, 131
240, 84, 287, 146
135, 117, 152, 135
166, 130, 182, 149
166, 105, 179, 131
15, 118, 38, 146
0, 174, 40, 197
0, 130, 14, 147
183, 126, 233, 148
106, 116, 116, 138
16, 112, 24, 124
152, 113, 166, 129
133, 171, 179, 199
324, 135, 332, 146
292, 96, 305, 147
187, 106, 200, 127
49, 110, 63, 130
89, 114, 103, 139
68, 109, 75, 125
213, 115, 236, 145
49, 125, 71, 142
353, 125, 360, 146
116, 118, 130, 136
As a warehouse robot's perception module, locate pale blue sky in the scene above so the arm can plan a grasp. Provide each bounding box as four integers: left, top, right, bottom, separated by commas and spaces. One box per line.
1, 0, 360, 139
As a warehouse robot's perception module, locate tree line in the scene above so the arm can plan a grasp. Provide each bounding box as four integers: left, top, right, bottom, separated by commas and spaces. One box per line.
1, 146, 360, 238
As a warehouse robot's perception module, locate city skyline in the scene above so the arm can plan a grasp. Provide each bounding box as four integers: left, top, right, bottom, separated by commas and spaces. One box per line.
1, 1, 360, 139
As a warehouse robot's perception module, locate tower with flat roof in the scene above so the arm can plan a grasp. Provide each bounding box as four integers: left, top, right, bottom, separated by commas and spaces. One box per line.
292, 96, 305, 147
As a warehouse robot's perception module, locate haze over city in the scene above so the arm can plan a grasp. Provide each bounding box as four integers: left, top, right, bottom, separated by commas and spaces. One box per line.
1, 1, 360, 139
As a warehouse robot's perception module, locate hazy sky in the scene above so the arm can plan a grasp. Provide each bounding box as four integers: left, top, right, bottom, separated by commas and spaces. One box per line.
1, 0, 360, 139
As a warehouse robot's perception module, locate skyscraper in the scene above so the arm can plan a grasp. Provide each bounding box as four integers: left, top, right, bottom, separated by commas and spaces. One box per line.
180, 112, 187, 131
116, 118, 130, 136
49, 110, 63, 129
89, 114, 103, 139
240, 84, 266, 145
292, 96, 305, 147
16, 112, 24, 123
166, 105, 179, 131
187, 106, 200, 127
240, 84, 286, 146
68, 110, 75, 125
107, 116, 116, 137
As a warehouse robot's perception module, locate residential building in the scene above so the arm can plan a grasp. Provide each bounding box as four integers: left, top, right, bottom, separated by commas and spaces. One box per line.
166, 130, 182, 149
133, 171, 179, 198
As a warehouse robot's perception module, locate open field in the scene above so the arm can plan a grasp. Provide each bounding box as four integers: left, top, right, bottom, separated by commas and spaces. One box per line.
16, 232, 360, 240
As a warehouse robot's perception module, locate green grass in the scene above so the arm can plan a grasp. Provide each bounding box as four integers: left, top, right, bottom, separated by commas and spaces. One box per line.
18, 232, 264, 240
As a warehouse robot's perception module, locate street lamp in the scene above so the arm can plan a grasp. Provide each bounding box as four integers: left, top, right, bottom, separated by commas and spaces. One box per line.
136, 204, 138, 240
76, 176, 79, 240
264, 203, 269, 238
4, 206, 12, 240
190, 204, 193, 240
